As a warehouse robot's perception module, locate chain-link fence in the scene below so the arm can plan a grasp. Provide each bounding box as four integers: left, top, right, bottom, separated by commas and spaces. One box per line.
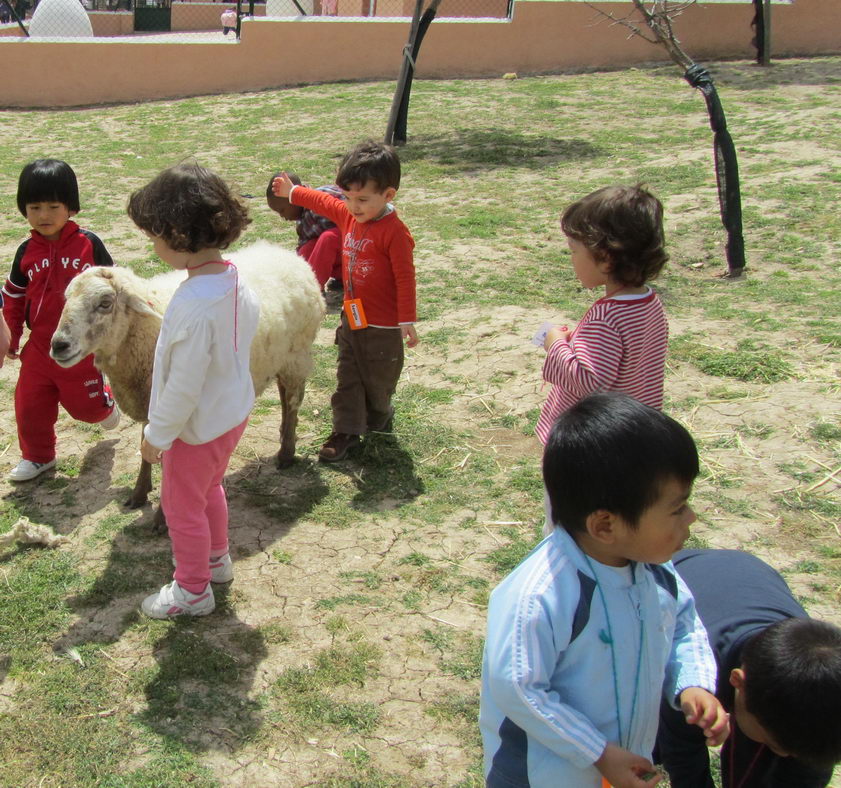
0, 0, 510, 43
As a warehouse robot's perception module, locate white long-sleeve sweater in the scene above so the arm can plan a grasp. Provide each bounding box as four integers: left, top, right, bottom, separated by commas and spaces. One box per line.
144, 267, 259, 450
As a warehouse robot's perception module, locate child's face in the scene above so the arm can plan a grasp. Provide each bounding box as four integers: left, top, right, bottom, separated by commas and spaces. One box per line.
610, 477, 696, 565
729, 669, 791, 757
145, 231, 186, 270
341, 180, 396, 224
567, 237, 611, 290
25, 201, 76, 241
267, 194, 302, 222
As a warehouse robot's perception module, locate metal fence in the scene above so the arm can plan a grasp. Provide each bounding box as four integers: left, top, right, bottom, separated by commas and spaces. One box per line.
0, 0, 510, 42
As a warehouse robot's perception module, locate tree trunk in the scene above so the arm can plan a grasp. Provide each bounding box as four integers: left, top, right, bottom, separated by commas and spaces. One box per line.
684, 65, 746, 276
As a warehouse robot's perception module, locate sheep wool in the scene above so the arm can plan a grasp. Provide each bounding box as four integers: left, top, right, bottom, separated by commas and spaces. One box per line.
50, 242, 325, 515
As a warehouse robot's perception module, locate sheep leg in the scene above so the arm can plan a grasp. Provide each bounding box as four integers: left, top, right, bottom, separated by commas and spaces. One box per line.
152, 505, 167, 534
276, 377, 303, 469
127, 425, 153, 509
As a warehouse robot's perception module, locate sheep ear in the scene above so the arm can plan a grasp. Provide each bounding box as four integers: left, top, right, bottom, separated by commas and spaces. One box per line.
125, 292, 163, 320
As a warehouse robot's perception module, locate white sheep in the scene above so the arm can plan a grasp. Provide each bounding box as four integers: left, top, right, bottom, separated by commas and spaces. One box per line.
50, 241, 325, 528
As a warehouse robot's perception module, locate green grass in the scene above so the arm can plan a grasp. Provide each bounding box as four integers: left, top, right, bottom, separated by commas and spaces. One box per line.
1, 57, 840, 787
271, 641, 382, 735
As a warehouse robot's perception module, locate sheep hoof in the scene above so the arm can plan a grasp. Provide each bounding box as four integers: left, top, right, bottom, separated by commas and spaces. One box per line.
125, 494, 148, 510
152, 508, 167, 534
275, 451, 295, 470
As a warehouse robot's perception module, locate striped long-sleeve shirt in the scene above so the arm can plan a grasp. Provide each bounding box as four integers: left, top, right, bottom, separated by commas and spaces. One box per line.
535, 288, 668, 445
480, 528, 717, 788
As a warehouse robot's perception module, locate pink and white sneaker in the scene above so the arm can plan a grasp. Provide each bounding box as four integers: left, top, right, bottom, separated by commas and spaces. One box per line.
209, 552, 234, 584
141, 580, 215, 619
171, 552, 234, 584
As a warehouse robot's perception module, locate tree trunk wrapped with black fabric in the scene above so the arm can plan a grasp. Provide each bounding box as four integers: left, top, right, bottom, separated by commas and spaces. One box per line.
684, 64, 746, 277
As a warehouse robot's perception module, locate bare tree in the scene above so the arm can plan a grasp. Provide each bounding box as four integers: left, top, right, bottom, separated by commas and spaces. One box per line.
590, 1, 746, 277
385, 0, 444, 146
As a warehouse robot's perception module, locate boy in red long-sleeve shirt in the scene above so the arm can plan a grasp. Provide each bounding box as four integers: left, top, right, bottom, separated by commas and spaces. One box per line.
273, 140, 417, 462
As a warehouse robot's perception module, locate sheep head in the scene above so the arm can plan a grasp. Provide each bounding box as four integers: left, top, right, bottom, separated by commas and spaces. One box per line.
50, 266, 162, 368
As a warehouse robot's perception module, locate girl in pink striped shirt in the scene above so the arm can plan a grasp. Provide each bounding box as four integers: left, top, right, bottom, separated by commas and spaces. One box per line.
536, 185, 670, 447
537, 185, 670, 535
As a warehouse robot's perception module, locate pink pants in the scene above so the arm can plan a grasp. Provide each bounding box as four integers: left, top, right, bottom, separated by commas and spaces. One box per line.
299, 226, 342, 288
161, 418, 248, 594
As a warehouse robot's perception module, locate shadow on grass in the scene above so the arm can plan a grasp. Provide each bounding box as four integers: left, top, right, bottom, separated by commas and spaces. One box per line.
56, 453, 331, 648
45, 454, 331, 755
317, 430, 425, 512
399, 129, 604, 171
136, 593, 269, 753
1, 437, 121, 537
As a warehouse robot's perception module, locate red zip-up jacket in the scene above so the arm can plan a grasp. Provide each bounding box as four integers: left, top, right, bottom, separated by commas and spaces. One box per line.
2, 220, 113, 353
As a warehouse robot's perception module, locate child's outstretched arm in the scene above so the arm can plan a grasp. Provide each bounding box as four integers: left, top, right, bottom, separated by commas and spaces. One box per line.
679, 687, 729, 746
272, 172, 294, 199
595, 743, 662, 788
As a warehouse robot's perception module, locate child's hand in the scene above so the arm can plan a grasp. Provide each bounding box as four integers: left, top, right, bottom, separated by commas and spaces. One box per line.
401, 324, 419, 348
543, 325, 570, 350
271, 172, 294, 199
0, 320, 10, 365
5, 350, 19, 363
140, 438, 164, 465
680, 687, 730, 747
595, 743, 661, 788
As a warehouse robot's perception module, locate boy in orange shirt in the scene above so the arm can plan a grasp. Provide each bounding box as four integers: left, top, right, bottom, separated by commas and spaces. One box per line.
273, 140, 417, 462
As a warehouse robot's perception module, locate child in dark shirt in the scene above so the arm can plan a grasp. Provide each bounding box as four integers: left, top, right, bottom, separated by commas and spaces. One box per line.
657, 548, 841, 787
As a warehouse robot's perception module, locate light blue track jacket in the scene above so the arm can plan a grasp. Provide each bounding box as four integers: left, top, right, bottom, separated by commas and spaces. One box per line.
480, 528, 717, 788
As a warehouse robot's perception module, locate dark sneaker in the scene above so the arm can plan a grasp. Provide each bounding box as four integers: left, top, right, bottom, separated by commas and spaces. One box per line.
318, 432, 360, 462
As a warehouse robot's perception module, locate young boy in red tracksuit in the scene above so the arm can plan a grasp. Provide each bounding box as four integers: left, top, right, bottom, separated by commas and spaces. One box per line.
273, 140, 418, 463
2, 159, 119, 482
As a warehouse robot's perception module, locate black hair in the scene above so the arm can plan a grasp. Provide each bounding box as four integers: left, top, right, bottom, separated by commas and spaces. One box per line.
742, 618, 841, 769
17, 158, 80, 216
265, 170, 301, 199
336, 140, 400, 192
542, 393, 698, 532
127, 162, 250, 253
561, 185, 668, 287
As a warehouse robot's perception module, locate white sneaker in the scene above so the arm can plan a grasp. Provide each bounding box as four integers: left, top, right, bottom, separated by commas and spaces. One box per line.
209, 552, 234, 584
171, 552, 234, 584
98, 404, 121, 430
9, 459, 56, 482
141, 580, 215, 619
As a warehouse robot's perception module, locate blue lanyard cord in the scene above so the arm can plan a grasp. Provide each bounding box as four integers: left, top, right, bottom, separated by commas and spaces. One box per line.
582, 553, 645, 751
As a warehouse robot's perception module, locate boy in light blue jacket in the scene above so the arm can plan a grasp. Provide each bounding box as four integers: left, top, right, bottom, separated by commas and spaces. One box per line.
480, 393, 729, 788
